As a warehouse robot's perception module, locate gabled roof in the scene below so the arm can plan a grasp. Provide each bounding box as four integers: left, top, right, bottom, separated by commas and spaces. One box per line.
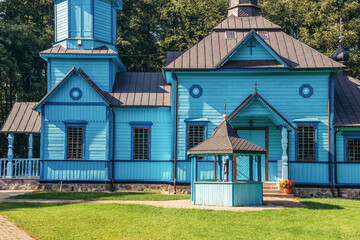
334, 72, 360, 127
106, 72, 171, 107
40, 45, 118, 55
187, 119, 266, 155
228, 92, 296, 130
1, 102, 41, 134
35, 67, 111, 111
213, 16, 281, 31
164, 16, 344, 70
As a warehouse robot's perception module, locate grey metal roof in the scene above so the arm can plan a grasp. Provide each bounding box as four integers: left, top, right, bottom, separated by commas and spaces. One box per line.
40, 45, 118, 55
165, 16, 344, 70
334, 72, 360, 127
214, 16, 281, 30
107, 72, 171, 107
1, 102, 41, 134
187, 119, 266, 155
221, 60, 284, 69
166, 51, 184, 66
331, 41, 349, 63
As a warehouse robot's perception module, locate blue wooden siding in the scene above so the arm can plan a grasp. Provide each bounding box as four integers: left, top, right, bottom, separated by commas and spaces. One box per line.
194, 182, 263, 206
69, 0, 93, 38
49, 58, 111, 91
41, 160, 108, 181
46, 72, 107, 103
229, 36, 276, 61
55, 0, 68, 41
175, 72, 329, 165
94, 0, 112, 43
289, 162, 329, 184
334, 130, 360, 185
114, 107, 172, 161
43, 104, 107, 160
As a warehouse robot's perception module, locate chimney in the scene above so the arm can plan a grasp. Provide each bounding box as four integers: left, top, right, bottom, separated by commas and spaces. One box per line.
227, 0, 261, 17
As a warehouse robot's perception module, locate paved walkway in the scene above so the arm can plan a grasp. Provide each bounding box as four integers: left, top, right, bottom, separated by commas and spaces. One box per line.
0, 190, 34, 199
0, 214, 34, 240
0, 197, 304, 212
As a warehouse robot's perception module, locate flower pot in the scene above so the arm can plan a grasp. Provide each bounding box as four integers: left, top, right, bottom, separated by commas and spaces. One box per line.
283, 188, 293, 194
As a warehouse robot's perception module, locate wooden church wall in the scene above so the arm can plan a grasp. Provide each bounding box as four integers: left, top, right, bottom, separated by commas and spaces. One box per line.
49, 59, 112, 92
112, 107, 173, 182
174, 71, 332, 184
55, 0, 68, 42
94, 0, 115, 44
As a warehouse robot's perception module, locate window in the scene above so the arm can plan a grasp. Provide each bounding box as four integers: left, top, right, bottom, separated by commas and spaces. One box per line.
133, 128, 150, 160
188, 125, 205, 160
346, 139, 360, 162
297, 125, 316, 161
70, 0, 92, 38
67, 126, 84, 159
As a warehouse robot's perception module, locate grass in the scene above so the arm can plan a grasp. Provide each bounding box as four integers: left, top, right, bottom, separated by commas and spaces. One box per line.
0, 198, 360, 239
9, 190, 190, 201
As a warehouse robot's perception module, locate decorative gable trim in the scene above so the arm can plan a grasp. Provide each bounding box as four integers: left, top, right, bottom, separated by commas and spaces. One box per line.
35, 67, 110, 112
217, 30, 289, 69
228, 92, 296, 130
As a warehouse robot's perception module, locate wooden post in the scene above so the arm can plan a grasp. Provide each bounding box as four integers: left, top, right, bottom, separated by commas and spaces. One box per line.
6, 133, 14, 178
257, 155, 262, 182
281, 127, 289, 180
28, 134, 33, 177
228, 156, 234, 182
191, 156, 196, 203
217, 156, 222, 181
249, 155, 253, 181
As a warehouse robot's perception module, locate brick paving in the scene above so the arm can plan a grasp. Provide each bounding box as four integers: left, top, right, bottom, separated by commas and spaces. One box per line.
0, 215, 34, 240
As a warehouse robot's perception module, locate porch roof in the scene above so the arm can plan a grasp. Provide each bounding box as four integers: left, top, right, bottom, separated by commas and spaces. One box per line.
228, 92, 296, 130
187, 119, 266, 155
0, 102, 41, 134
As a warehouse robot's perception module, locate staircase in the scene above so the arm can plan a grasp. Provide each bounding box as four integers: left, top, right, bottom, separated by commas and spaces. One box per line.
263, 182, 294, 198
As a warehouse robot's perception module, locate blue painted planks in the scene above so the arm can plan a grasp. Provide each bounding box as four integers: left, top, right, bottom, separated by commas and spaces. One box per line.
94, 0, 112, 43
114, 161, 172, 182
337, 163, 360, 184
49, 59, 111, 92
289, 162, 329, 184
194, 182, 263, 206
41, 160, 108, 181
55, 0, 68, 41
230, 37, 276, 61
114, 107, 172, 161
176, 161, 191, 182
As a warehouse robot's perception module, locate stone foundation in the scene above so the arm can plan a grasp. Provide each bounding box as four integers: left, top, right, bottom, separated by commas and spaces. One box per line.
0, 179, 191, 194
0, 178, 40, 190
293, 187, 360, 198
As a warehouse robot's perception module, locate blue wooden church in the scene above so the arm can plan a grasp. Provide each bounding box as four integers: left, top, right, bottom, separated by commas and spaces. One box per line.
2, 0, 360, 197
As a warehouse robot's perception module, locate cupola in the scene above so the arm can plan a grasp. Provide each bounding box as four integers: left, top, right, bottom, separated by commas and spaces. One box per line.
227, 0, 261, 17
331, 18, 349, 64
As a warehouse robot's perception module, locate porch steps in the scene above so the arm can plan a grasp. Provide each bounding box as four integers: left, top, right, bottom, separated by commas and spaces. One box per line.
262, 182, 294, 199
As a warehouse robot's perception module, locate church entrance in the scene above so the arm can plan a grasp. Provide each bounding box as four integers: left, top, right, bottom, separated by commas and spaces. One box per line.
234, 127, 269, 181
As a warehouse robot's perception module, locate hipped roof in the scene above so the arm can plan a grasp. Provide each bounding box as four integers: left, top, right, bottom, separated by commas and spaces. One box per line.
187, 119, 266, 155
165, 16, 344, 70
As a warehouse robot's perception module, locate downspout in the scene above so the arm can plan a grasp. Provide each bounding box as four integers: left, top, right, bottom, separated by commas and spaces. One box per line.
111, 107, 116, 191
328, 69, 338, 197
172, 71, 178, 194
334, 127, 341, 196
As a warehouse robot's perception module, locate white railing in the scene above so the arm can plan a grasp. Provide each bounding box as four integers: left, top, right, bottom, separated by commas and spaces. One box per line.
0, 158, 40, 178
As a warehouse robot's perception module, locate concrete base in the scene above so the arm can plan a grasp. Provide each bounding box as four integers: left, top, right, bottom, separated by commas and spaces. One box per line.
293, 187, 360, 198
0, 178, 40, 190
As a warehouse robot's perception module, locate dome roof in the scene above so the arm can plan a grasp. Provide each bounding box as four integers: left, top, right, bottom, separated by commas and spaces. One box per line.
331, 40, 349, 63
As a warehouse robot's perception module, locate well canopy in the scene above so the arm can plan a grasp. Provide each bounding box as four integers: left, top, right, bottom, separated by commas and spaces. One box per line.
187, 119, 266, 156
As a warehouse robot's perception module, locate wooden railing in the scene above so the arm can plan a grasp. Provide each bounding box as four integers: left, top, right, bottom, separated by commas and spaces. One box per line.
0, 158, 40, 178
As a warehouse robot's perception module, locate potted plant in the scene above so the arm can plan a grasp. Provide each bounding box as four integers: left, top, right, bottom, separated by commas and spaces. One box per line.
279, 180, 295, 194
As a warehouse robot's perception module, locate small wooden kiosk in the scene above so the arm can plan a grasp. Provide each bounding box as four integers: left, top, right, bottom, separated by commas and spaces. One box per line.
188, 116, 266, 207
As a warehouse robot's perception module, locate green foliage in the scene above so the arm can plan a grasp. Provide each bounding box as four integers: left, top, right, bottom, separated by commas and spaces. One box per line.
1, 198, 360, 239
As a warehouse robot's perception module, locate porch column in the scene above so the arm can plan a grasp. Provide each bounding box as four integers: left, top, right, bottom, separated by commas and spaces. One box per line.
281, 127, 289, 180
28, 134, 33, 177
228, 156, 234, 182
249, 155, 253, 181
257, 156, 262, 182
6, 133, 14, 178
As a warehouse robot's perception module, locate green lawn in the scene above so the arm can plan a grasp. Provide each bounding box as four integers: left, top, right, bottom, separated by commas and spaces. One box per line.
9, 190, 190, 201
1, 198, 360, 239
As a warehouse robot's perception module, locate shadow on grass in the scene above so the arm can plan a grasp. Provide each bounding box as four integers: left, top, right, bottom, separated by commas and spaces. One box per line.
301, 201, 343, 210
0, 202, 73, 212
